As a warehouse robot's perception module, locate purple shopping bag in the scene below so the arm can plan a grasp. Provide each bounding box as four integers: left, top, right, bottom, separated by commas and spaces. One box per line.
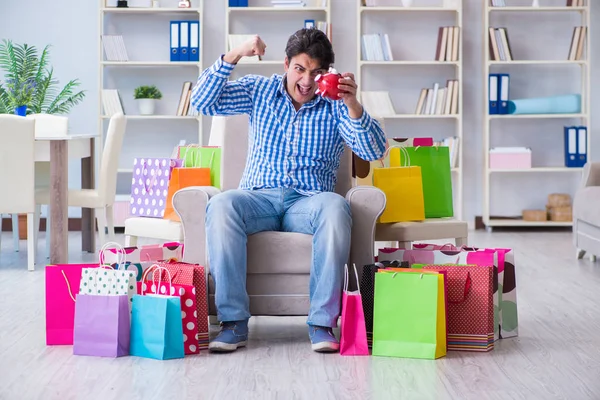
129, 157, 183, 218
73, 294, 130, 357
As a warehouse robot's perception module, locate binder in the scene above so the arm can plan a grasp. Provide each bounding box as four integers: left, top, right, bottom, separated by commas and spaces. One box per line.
228, 0, 238, 6
564, 126, 578, 167
304, 19, 315, 29
179, 21, 190, 61
488, 74, 499, 115
170, 21, 180, 61
189, 21, 199, 62
576, 126, 588, 167
498, 73, 509, 114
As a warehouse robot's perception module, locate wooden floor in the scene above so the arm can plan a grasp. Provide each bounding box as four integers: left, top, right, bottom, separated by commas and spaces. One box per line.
1, 230, 600, 400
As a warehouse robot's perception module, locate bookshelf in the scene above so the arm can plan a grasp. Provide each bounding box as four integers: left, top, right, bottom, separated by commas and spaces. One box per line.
99, 0, 204, 227
224, 0, 331, 79
482, 1, 590, 230
356, 0, 464, 220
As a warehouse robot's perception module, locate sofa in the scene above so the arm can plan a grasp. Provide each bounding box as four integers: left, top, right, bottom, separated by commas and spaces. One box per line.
172, 114, 386, 316
573, 162, 600, 261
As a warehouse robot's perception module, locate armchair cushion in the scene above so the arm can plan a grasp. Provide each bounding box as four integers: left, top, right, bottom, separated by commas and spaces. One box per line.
574, 187, 600, 227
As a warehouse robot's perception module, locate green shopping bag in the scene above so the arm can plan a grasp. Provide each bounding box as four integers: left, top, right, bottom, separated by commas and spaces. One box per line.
389, 146, 453, 218
372, 270, 447, 360
178, 146, 221, 189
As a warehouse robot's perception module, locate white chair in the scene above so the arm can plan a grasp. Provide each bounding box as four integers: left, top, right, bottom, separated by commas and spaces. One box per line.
121, 114, 237, 246
0, 115, 37, 270
35, 113, 127, 254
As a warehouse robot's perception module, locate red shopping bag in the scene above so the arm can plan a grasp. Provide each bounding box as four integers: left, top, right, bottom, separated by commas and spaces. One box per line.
45, 263, 101, 345
340, 264, 369, 356
416, 264, 494, 352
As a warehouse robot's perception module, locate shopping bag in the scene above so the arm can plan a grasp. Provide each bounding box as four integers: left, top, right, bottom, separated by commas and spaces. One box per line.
163, 154, 213, 221
340, 264, 369, 356
73, 293, 130, 357
411, 244, 519, 339
155, 260, 209, 350
378, 247, 501, 341
138, 270, 200, 355
414, 264, 495, 352
130, 266, 185, 360
359, 260, 407, 348
45, 263, 101, 345
389, 146, 453, 218
129, 157, 183, 218
177, 145, 221, 189
372, 269, 446, 359
100, 242, 184, 281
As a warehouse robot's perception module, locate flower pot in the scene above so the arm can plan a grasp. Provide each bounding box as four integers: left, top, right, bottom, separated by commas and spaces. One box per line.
14, 105, 27, 116
137, 99, 157, 115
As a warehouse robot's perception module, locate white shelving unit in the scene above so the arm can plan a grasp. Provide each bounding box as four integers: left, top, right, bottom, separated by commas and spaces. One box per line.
224, 0, 331, 79
99, 0, 204, 227
357, 0, 464, 220
482, 2, 590, 230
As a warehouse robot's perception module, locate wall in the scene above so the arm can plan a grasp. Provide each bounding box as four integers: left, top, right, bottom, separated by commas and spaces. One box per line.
0, 0, 597, 225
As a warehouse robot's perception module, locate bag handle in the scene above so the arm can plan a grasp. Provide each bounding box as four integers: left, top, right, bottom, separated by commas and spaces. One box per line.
61, 270, 77, 302
141, 264, 174, 296
98, 241, 126, 270
141, 160, 158, 193
382, 145, 411, 168
448, 271, 472, 304
343, 263, 361, 294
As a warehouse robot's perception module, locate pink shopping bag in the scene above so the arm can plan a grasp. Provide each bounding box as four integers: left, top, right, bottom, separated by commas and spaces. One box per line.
340, 264, 369, 356
45, 263, 101, 345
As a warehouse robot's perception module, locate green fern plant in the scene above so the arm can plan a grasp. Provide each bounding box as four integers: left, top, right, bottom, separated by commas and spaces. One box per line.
134, 85, 162, 100
0, 39, 86, 114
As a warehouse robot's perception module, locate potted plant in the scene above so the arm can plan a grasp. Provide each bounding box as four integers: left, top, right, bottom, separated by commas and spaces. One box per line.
0, 39, 86, 239
134, 85, 162, 115
0, 39, 86, 115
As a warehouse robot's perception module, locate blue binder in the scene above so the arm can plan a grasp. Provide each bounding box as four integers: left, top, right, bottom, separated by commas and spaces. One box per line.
228, 0, 239, 6
179, 21, 190, 61
564, 126, 587, 168
170, 21, 180, 61
498, 73, 510, 114
488, 74, 499, 115
189, 21, 200, 62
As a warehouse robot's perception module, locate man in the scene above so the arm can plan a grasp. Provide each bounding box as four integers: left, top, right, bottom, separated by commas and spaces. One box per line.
191, 28, 386, 353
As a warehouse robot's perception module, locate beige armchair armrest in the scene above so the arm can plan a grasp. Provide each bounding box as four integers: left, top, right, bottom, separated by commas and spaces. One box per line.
172, 186, 221, 266
346, 186, 386, 287
581, 162, 600, 188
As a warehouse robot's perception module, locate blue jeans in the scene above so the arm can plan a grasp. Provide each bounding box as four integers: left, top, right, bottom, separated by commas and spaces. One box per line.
205, 188, 352, 328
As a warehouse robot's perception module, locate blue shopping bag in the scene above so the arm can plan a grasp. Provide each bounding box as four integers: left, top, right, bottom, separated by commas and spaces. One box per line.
130, 266, 185, 360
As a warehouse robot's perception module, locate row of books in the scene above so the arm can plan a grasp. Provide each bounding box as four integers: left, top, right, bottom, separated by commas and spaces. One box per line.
491, 0, 586, 5
488, 27, 512, 61
415, 80, 459, 116
436, 136, 460, 169
568, 26, 587, 61
176, 82, 199, 117
102, 35, 129, 62
435, 26, 460, 62
361, 34, 393, 61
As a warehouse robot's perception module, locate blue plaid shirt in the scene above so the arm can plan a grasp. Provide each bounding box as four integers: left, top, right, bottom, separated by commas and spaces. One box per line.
191, 56, 386, 194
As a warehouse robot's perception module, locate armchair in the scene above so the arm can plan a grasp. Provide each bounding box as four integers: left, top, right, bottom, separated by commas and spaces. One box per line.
573, 162, 600, 261
172, 114, 386, 317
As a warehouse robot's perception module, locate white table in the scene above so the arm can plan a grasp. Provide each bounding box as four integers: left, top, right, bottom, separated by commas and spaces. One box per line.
35, 133, 97, 264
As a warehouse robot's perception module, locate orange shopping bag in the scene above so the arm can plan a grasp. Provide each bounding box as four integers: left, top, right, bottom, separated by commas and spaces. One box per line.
163, 148, 214, 222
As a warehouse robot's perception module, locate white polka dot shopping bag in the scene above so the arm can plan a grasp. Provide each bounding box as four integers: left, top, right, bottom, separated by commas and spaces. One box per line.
78, 243, 137, 312
129, 157, 183, 219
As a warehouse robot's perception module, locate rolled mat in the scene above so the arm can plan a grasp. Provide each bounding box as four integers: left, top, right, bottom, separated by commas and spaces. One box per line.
507, 94, 581, 114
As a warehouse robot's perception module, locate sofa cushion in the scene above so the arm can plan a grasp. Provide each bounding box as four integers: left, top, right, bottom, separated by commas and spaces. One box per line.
574, 187, 600, 227
247, 231, 312, 274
